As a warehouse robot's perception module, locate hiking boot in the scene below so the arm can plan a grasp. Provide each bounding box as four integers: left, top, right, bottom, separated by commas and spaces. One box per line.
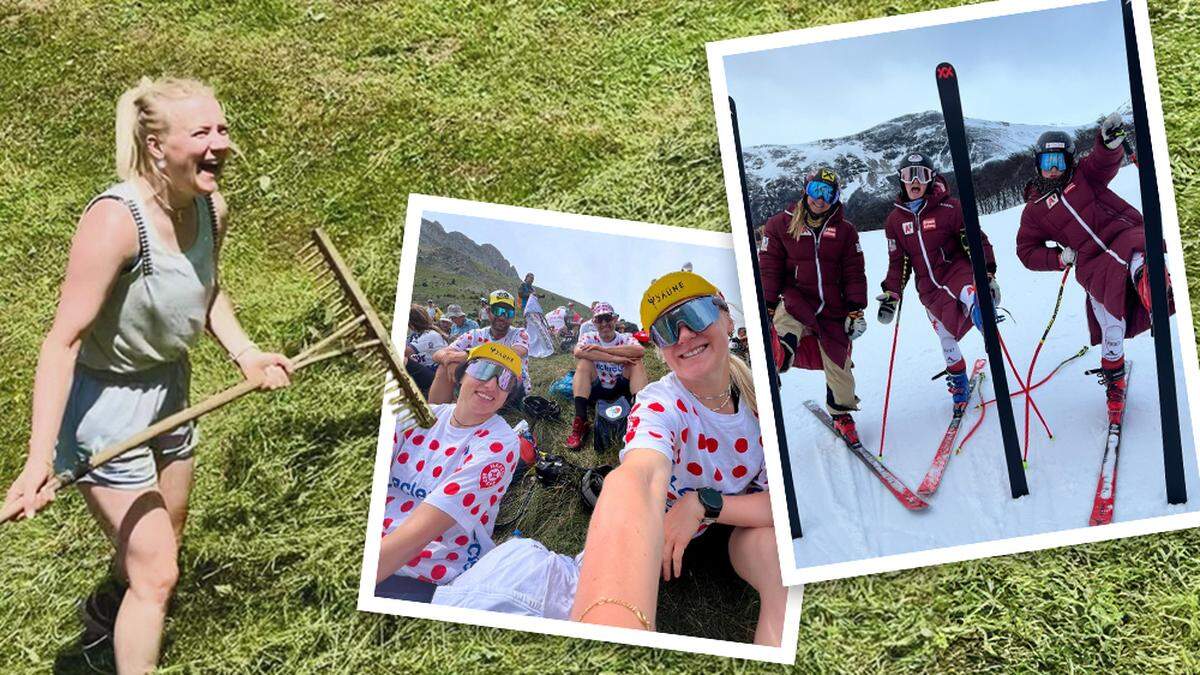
831, 413, 860, 445
80, 584, 125, 650
565, 416, 590, 451
945, 360, 970, 406
1089, 359, 1127, 424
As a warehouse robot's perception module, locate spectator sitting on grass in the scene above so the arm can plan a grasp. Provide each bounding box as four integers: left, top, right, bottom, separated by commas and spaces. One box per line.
445, 304, 478, 337
375, 342, 523, 602
578, 301, 600, 336
405, 304, 448, 397
571, 271, 784, 647
430, 289, 530, 405
565, 302, 646, 450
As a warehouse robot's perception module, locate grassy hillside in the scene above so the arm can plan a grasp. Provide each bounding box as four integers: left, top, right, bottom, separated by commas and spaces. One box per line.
0, 0, 1198, 673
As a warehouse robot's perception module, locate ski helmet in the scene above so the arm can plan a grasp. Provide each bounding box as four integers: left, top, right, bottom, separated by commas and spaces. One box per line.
804, 166, 841, 205
896, 152, 937, 184
580, 465, 614, 510
1034, 131, 1075, 174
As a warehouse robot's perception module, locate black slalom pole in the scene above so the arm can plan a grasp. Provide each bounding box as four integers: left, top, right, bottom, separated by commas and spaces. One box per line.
934, 63, 1029, 499
730, 97, 803, 539
1121, 0, 1186, 504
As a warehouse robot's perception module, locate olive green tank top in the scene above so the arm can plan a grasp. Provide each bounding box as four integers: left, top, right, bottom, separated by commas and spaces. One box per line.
77, 182, 218, 373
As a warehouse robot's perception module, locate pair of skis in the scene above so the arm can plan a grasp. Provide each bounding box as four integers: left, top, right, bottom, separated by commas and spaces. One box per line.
803, 359, 986, 511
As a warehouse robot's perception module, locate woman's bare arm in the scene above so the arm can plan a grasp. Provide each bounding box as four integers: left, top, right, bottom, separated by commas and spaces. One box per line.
572, 449, 671, 629
376, 503, 456, 584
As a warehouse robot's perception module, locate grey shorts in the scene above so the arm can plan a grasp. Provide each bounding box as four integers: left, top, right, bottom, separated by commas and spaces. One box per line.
54, 360, 197, 491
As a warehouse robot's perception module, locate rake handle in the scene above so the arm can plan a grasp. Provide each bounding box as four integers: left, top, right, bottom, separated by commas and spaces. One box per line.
2, 376, 264, 525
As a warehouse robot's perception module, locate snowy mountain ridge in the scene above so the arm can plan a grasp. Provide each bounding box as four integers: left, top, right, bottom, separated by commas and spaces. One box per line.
743, 104, 1133, 229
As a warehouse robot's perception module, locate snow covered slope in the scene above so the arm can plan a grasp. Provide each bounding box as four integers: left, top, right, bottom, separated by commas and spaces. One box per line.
782, 165, 1199, 570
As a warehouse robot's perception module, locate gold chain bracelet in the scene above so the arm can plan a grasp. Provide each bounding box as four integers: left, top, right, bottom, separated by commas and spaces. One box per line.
577, 597, 653, 631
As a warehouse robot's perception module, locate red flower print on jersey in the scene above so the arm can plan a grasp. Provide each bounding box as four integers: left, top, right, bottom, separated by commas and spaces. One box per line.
429, 440, 440, 451
432, 466, 443, 478
648, 402, 666, 413
400, 500, 415, 513
714, 468, 723, 481
648, 430, 662, 439
455, 535, 469, 546
404, 428, 414, 439
698, 432, 706, 448
629, 416, 640, 428
732, 465, 748, 478
444, 482, 462, 496
471, 505, 480, 516
705, 437, 718, 453
687, 462, 703, 476
383, 518, 393, 530
415, 460, 425, 472
396, 452, 409, 464
475, 429, 490, 438
735, 438, 749, 453
624, 430, 636, 443
506, 451, 514, 463
446, 552, 459, 561
490, 494, 498, 506
412, 435, 425, 446
481, 513, 489, 525
430, 565, 447, 581
489, 442, 504, 453
406, 556, 421, 567
681, 428, 689, 443
445, 446, 457, 456
386, 496, 394, 505
463, 493, 475, 507
631, 403, 641, 413
479, 462, 506, 488
675, 399, 688, 413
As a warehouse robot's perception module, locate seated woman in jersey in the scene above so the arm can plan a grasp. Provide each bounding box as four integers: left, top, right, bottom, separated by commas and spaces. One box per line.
375, 342, 523, 602
570, 271, 786, 646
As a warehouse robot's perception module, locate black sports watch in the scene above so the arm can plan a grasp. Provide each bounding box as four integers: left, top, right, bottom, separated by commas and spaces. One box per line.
696, 487, 723, 526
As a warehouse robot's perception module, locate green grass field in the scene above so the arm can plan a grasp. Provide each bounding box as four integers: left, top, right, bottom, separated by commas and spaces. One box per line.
1, 0, 1199, 672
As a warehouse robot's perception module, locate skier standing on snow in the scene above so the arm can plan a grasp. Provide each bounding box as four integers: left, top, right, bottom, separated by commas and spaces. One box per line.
759, 167, 868, 441
878, 152, 999, 406
1015, 113, 1172, 423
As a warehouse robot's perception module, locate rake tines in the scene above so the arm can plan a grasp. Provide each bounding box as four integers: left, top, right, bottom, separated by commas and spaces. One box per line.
297, 229, 436, 430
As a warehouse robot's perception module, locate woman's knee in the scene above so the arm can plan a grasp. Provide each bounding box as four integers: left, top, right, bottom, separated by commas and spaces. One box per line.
126, 546, 179, 604
730, 526, 783, 591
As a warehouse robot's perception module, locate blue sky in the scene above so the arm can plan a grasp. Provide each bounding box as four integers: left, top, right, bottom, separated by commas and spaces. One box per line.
724, 0, 1130, 146
423, 212, 745, 327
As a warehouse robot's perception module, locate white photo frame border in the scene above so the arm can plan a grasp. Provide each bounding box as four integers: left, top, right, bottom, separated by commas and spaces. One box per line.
355, 194, 804, 664
705, 0, 1200, 586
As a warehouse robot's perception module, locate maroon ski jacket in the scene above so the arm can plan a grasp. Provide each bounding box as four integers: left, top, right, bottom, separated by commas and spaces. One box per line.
759, 202, 867, 367
1017, 133, 1166, 344
881, 177, 995, 340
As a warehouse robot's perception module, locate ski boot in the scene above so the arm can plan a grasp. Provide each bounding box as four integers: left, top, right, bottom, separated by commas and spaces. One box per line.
831, 413, 860, 445
1088, 358, 1127, 425
945, 360, 970, 407
564, 416, 591, 451
769, 324, 795, 375
1135, 263, 1173, 312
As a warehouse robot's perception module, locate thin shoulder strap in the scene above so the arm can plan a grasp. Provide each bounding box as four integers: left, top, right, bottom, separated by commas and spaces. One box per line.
85, 185, 153, 276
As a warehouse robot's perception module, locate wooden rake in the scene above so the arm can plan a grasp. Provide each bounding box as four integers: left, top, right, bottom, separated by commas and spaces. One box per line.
2, 228, 433, 524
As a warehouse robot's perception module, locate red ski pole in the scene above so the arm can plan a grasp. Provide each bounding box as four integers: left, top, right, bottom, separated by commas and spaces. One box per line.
878, 262, 909, 459
1023, 265, 1072, 456
996, 331, 1052, 454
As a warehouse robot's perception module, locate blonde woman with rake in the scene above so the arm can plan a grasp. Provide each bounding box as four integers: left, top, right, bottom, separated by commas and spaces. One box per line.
571, 271, 786, 646
3, 77, 292, 673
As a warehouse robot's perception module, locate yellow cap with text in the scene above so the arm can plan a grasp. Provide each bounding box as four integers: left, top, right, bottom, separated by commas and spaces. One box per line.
467, 341, 522, 379
640, 271, 719, 330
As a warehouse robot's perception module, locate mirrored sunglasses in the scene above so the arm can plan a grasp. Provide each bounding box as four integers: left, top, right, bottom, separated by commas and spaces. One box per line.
490, 304, 516, 319
464, 358, 518, 392
649, 296, 724, 348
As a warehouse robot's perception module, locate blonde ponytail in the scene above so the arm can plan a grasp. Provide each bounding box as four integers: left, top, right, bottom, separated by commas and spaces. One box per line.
729, 354, 757, 416
112, 76, 217, 180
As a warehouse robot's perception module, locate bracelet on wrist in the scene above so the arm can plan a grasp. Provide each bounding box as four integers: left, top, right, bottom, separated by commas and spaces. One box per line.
231, 343, 260, 362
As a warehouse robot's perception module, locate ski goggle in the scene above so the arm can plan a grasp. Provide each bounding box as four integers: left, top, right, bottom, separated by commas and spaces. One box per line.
899, 165, 934, 184
649, 295, 726, 348
490, 304, 516, 319
1038, 152, 1068, 173
464, 358, 519, 392
805, 180, 837, 203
